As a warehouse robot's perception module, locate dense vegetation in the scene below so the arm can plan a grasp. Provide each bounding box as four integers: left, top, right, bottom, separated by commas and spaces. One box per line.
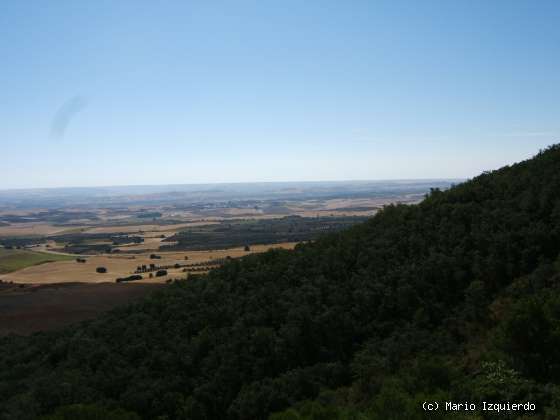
1, 146, 560, 419
116, 275, 144, 283
0, 233, 143, 254
161, 216, 368, 251
136, 212, 163, 219
0, 210, 99, 225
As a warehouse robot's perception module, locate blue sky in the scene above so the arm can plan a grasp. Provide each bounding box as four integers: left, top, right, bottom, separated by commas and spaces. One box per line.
1, 0, 559, 189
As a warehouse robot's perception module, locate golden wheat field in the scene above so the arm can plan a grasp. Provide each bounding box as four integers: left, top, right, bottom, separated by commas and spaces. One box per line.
0, 243, 297, 284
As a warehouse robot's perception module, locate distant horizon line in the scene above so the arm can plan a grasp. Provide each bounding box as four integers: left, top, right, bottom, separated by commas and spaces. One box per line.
0, 178, 466, 193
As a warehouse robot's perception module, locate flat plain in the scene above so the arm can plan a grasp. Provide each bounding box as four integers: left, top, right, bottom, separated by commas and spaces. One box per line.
0, 181, 454, 334
0, 243, 297, 284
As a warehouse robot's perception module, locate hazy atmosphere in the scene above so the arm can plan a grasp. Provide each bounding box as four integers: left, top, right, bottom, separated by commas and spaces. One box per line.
2, 0, 559, 189
2, 2, 560, 419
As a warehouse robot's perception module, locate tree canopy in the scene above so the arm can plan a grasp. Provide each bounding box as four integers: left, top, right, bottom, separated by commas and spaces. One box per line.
2, 146, 560, 419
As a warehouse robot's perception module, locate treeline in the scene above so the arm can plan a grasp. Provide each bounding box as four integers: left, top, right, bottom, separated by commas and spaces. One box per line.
1, 146, 560, 419
0, 233, 144, 253
0, 210, 99, 225
135, 211, 162, 219
161, 215, 368, 251
135, 263, 185, 273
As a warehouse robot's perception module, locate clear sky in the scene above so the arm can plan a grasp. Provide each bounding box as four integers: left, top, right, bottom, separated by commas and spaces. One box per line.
1, 0, 559, 189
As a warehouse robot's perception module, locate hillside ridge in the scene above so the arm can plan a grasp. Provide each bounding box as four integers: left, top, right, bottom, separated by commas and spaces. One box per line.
1, 145, 560, 420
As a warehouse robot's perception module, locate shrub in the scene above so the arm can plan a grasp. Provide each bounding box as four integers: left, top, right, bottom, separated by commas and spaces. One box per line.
116, 275, 143, 283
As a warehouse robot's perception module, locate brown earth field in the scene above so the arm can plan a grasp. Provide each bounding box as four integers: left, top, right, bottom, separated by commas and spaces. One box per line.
0, 243, 297, 336
0, 282, 162, 336
0, 243, 298, 284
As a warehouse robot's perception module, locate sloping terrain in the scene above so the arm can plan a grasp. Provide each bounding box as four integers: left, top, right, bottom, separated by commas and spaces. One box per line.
0, 248, 73, 274
1, 146, 560, 419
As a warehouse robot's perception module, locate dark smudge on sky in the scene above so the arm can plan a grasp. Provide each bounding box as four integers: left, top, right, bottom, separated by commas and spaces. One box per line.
50, 96, 88, 139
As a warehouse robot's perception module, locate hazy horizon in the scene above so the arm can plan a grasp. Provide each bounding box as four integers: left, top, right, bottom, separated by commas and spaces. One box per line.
0, 177, 463, 193
2, 1, 559, 189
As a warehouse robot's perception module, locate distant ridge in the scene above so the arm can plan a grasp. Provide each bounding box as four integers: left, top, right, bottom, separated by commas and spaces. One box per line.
0, 179, 458, 209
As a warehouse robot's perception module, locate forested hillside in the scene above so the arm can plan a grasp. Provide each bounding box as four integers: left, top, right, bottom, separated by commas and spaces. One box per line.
2, 146, 560, 420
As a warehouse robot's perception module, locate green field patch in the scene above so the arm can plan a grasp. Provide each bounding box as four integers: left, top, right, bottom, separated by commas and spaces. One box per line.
0, 248, 74, 274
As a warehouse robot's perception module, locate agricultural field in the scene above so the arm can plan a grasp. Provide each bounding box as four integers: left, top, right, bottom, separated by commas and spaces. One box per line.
0, 282, 162, 335
0, 222, 85, 237
161, 216, 367, 251
0, 181, 453, 336
0, 243, 297, 284
0, 248, 74, 274
0, 181, 454, 286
